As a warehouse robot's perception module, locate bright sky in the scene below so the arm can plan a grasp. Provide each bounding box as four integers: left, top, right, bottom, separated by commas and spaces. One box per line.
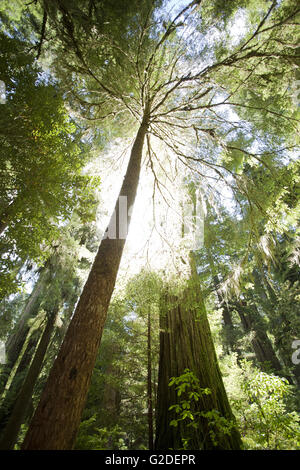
93, 137, 195, 282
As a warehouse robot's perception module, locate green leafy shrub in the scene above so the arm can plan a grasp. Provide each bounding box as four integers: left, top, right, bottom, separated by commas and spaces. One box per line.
222, 356, 300, 449
75, 416, 127, 450
168, 369, 236, 449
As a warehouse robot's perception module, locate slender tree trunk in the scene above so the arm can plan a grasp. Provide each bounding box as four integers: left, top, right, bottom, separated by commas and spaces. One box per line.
147, 308, 154, 450
258, 270, 300, 386
260, 270, 278, 304
6, 280, 43, 362
0, 275, 45, 396
101, 364, 121, 418
0, 309, 58, 449
0, 328, 40, 436
252, 269, 272, 309
22, 112, 150, 450
212, 275, 238, 354
155, 263, 242, 450
206, 250, 238, 355
235, 301, 283, 374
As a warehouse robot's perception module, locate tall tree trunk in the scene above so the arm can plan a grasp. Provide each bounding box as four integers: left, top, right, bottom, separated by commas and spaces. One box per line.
22, 112, 150, 450
147, 308, 154, 450
155, 266, 242, 450
0, 309, 58, 449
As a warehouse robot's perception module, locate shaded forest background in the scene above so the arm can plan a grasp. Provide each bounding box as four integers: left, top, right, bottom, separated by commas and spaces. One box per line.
0, 0, 299, 450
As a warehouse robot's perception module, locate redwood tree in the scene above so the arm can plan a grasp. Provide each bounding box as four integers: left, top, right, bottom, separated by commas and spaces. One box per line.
155, 280, 242, 449
22, 109, 150, 449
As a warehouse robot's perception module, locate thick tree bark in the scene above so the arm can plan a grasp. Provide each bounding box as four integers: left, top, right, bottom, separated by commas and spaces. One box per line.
22, 112, 149, 450
155, 269, 242, 450
0, 309, 58, 449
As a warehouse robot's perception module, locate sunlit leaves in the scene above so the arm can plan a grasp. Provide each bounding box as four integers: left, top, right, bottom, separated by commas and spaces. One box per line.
0, 33, 99, 297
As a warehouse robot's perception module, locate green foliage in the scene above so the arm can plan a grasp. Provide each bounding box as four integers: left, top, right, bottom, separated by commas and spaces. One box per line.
28, 0, 162, 141
0, 0, 299, 452
0, 293, 27, 342
168, 368, 236, 450
0, 33, 99, 297
0, 215, 99, 447
76, 416, 127, 450
222, 357, 300, 449
75, 270, 161, 450
266, 275, 300, 381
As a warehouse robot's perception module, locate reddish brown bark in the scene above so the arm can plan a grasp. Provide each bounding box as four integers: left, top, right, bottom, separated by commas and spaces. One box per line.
22, 112, 149, 450
155, 264, 243, 450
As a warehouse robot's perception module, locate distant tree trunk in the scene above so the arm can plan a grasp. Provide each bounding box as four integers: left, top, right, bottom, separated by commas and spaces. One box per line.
257, 270, 300, 387
0, 328, 40, 436
274, 330, 300, 388
101, 366, 121, 418
0, 309, 58, 450
235, 301, 283, 374
22, 111, 150, 450
259, 269, 278, 304
155, 264, 242, 450
206, 251, 238, 355
252, 269, 272, 309
212, 275, 238, 354
147, 308, 154, 450
0, 275, 45, 395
